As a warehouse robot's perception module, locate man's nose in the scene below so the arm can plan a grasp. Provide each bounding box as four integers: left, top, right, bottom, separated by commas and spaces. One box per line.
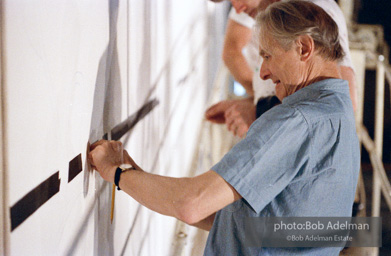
231, 0, 247, 13
259, 64, 271, 80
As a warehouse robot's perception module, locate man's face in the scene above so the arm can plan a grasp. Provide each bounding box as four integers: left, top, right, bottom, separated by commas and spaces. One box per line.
230, 0, 262, 17
230, 0, 277, 17
259, 32, 305, 101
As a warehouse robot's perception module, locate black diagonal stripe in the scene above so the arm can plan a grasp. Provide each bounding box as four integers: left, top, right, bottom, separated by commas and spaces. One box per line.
111, 98, 159, 141
9, 99, 159, 232
68, 154, 82, 182
10, 172, 61, 231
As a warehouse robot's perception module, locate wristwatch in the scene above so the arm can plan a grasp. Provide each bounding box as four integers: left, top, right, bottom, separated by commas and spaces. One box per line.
114, 164, 135, 190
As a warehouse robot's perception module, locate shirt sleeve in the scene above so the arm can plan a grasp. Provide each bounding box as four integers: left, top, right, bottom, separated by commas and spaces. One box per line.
211, 106, 311, 213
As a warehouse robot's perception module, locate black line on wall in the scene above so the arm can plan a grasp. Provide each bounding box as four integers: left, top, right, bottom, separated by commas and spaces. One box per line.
9, 98, 159, 232
111, 98, 159, 141
68, 154, 82, 183
10, 172, 61, 231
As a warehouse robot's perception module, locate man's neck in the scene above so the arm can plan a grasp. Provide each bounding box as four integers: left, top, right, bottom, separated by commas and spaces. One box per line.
304, 58, 342, 87
287, 58, 341, 97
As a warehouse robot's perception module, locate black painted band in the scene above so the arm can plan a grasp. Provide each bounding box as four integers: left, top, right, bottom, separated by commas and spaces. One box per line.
68, 154, 82, 183
10, 172, 61, 231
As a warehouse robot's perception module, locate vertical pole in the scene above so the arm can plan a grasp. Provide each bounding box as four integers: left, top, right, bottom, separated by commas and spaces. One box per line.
351, 50, 366, 128
351, 49, 367, 212
373, 57, 385, 216
0, 9, 4, 255
372, 56, 385, 255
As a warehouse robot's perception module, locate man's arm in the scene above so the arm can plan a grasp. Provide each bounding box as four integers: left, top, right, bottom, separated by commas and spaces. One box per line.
88, 141, 242, 226
189, 213, 216, 231
224, 97, 256, 137
118, 168, 239, 225
205, 97, 255, 138
223, 19, 254, 96
205, 99, 242, 124
340, 66, 357, 112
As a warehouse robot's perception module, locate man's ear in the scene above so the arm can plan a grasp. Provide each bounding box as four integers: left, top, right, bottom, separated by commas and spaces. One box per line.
296, 35, 314, 61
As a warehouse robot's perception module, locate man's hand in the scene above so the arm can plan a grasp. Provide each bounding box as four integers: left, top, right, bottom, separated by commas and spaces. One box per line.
205, 98, 256, 138
88, 140, 124, 183
122, 150, 142, 171
225, 98, 256, 138
205, 99, 237, 124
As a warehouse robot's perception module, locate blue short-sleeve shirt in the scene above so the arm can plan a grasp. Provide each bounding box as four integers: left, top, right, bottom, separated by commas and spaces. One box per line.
204, 79, 360, 255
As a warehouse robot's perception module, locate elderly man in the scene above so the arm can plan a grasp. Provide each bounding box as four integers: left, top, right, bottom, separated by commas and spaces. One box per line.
206, 0, 357, 138
89, 1, 360, 255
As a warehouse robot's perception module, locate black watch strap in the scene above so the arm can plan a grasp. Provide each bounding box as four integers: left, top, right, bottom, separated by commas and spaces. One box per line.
114, 167, 123, 190
114, 165, 136, 190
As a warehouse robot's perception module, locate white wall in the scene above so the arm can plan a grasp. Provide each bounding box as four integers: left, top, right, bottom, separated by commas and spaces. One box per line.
1, 0, 227, 255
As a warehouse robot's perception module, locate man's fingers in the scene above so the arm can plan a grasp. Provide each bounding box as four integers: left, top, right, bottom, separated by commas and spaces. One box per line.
89, 140, 121, 166
205, 100, 237, 123
87, 151, 96, 168
237, 125, 247, 138
225, 109, 249, 137
90, 140, 122, 152
109, 141, 123, 152
225, 103, 241, 117
206, 114, 226, 123
225, 108, 239, 134
225, 106, 240, 126
90, 140, 107, 150
206, 101, 230, 114
205, 104, 226, 123
226, 117, 236, 134
205, 103, 220, 116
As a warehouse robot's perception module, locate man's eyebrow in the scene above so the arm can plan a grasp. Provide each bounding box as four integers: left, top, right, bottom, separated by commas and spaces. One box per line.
259, 50, 267, 57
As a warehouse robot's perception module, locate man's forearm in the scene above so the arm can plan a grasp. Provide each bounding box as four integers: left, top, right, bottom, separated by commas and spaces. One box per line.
117, 169, 239, 226
191, 213, 216, 231
118, 169, 196, 223
223, 50, 254, 95
88, 141, 239, 227
222, 19, 254, 96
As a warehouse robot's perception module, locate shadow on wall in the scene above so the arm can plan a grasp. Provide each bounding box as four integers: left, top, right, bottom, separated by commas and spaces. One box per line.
90, 0, 122, 254
66, 0, 121, 255
65, 0, 210, 254
118, 7, 211, 256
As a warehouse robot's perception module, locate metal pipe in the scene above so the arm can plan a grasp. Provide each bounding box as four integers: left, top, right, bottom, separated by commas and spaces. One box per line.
351, 49, 367, 217
360, 126, 391, 211
372, 57, 385, 219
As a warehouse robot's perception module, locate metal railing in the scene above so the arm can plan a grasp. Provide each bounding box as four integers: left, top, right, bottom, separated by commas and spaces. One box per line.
358, 125, 391, 210
357, 50, 391, 217
352, 47, 391, 256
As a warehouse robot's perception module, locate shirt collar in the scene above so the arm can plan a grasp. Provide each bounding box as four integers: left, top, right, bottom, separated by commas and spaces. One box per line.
282, 78, 349, 105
